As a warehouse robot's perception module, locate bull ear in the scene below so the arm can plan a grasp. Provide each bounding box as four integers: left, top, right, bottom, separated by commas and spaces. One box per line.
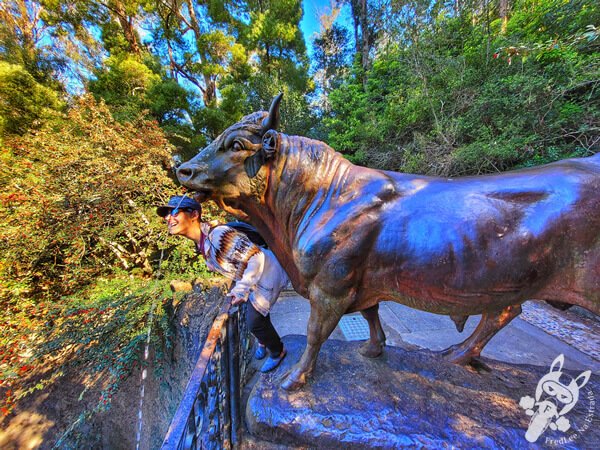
261, 93, 283, 134
244, 130, 280, 178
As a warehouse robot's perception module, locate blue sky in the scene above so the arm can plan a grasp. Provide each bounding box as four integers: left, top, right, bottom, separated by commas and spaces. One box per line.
300, 0, 328, 43
300, 0, 352, 57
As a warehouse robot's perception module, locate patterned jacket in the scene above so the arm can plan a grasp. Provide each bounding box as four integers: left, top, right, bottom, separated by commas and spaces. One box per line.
197, 223, 289, 316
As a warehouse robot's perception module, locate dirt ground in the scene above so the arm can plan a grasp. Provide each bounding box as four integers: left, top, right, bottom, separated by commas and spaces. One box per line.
0, 285, 226, 449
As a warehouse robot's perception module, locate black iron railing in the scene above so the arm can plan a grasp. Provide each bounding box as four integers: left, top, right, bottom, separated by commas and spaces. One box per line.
161, 301, 252, 449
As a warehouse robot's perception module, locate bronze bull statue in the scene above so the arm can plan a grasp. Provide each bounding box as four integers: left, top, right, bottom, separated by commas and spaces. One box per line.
177, 94, 600, 390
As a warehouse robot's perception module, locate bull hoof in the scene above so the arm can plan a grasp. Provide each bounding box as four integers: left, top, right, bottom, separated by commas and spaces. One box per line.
358, 341, 384, 358
467, 357, 491, 373
440, 349, 491, 372
440, 346, 477, 365
281, 369, 308, 391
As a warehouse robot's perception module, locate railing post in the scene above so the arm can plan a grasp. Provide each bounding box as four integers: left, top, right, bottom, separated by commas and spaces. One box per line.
228, 306, 241, 448
222, 318, 232, 450
162, 296, 252, 449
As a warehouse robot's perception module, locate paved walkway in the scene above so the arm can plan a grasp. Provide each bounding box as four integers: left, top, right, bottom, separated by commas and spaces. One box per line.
270, 292, 600, 373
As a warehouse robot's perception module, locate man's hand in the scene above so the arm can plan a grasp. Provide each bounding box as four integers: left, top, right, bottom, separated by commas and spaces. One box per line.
227, 292, 248, 306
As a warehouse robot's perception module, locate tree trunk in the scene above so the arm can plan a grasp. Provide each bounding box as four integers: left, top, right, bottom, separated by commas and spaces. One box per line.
113, 1, 141, 55
265, 43, 271, 75
499, 0, 510, 34
360, 0, 369, 73
203, 75, 217, 106
358, 0, 372, 88
351, 1, 360, 55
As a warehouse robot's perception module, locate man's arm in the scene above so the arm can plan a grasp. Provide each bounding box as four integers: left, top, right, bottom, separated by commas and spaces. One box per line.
228, 251, 265, 305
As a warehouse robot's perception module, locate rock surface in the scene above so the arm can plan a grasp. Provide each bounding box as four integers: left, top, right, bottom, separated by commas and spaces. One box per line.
246, 335, 599, 449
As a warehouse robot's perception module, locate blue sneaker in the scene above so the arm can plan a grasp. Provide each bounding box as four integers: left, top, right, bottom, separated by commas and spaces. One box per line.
254, 344, 267, 360
260, 348, 287, 373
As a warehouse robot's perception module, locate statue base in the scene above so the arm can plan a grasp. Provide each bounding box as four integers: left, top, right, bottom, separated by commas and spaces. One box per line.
246, 335, 598, 449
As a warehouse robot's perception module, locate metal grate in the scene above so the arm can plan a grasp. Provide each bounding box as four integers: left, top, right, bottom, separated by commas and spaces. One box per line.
338, 314, 370, 341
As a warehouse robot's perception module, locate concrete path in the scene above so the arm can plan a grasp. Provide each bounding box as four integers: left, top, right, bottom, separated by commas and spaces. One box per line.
270, 292, 600, 373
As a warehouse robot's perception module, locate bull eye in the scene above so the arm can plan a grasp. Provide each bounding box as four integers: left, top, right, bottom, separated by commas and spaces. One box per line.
232, 141, 243, 152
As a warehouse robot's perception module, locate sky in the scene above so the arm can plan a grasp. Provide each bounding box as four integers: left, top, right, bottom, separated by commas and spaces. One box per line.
300, 0, 352, 57
300, 0, 328, 43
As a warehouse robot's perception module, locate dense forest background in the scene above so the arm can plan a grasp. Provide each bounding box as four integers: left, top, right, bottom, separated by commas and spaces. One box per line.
1, 0, 598, 445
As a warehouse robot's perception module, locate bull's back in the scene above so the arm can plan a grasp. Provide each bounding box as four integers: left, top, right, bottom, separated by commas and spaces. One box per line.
361, 154, 600, 313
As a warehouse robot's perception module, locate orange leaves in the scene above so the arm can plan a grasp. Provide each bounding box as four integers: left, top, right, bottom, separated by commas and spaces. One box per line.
1, 94, 176, 300
65, 307, 97, 318
492, 46, 528, 66
1, 192, 28, 205
1, 389, 14, 417
18, 364, 34, 374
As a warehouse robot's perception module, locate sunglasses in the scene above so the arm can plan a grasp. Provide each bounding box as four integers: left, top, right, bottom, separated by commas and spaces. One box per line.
164, 207, 195, 218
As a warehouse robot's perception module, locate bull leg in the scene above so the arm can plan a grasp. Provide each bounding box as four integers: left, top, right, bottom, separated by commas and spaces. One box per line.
359, 304, 386, 358
442, 304, 522, 365
281, 294, 351, 391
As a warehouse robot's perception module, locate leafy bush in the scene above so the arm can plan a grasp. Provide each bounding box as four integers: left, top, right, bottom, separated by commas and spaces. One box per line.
1, 275, 177, 444
89, 54, 191, 125
323, 0, 599, 176
0, 61, 64, 137
0, 95, 176, 302
0, 96, 226, 437
0, 97, 156, 416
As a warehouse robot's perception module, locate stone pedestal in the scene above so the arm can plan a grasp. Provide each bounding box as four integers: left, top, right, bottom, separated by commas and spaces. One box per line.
246, 336, 598, 449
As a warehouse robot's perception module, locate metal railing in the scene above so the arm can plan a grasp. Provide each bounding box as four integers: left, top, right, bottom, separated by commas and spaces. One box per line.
161, 301, 252, 449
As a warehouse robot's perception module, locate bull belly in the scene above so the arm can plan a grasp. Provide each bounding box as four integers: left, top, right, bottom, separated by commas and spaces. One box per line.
359, 276, 536, 316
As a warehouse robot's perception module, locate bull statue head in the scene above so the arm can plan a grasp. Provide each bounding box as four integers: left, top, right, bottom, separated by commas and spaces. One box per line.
176, 94, 283, 205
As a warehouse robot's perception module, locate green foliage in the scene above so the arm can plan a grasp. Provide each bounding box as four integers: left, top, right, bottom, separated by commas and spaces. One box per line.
1, 0, 104, 91
38, 277, 173, 404
0, 95, 175, 302
323, 0, 600, 175
245, 0, 308, 77
0, 96, 226, 435
312, 23, 352, 96
202, 0, 314, 138
89, 54, 191, 125
92, 55, 160, 97
245, 73, 316, 136
0, 273, 176, 441
0, 61, 64, 136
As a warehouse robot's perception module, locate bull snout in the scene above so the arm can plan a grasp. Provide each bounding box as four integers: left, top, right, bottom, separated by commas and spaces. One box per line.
176, 163, 196, 184
176, 161, 214, 197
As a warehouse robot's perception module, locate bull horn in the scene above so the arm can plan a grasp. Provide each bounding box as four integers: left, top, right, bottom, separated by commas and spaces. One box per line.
261, 93, 283, 133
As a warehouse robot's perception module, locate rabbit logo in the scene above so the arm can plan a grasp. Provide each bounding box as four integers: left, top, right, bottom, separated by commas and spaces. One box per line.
519, 354, 591, 443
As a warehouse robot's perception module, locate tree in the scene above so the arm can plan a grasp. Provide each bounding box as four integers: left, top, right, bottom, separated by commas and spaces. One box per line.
0, 96, 175, 301
240, 0, 314, 134
0, 0, 96, 86
340, 0, 385, 83
312, 5, 352, 106
324, 0, 600, 175
0, 0, 45, 78
151, 0, 246, 107
244, 0, 308, 82
499, 0, 510, 34
0, 61, 64, 137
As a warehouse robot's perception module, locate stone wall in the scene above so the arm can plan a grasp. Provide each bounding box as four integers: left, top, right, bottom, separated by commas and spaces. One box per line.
99, 283, 227, 450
